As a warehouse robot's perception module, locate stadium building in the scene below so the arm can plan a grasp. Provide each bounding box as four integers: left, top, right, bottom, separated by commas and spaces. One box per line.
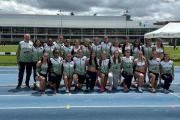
0, 14, 162, 43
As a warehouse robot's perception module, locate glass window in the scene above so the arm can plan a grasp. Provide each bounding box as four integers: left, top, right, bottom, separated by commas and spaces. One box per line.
128, 29, 140, 35
62, 28, 70, 35
94, 29, 104, 35
106, 29, 116, 35
25, 27, 34, 34
117, 29, 126, 35
71, 28, 81, 35
82, 29, 93, 35
48, 28, 58, 34
2, 27, 11, 34
37, 28, 46, 34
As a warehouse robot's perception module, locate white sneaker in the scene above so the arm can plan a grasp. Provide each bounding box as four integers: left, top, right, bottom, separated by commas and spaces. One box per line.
108, 86, 112, 91
138, 87, 143, 92
151, 88, 156, 93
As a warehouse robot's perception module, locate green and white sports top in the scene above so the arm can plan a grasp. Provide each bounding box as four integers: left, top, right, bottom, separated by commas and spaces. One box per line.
142, 45, 153, 60
156, 46, 163, 54
49, 57, 63, 75
63, 46, 73, 60
53, 42, 64, 57
132, 46, 142, 59
111, 46, 122, 57
88, 61, 96, 68
160, 60, 174, 75
73, 56, 87, 75
101, 42, 111, 59
148, 58, 161, 73
82, 45, 91, 58
121, 56, 134, 75
36, 62, 48, 76
91, 43, 102, 59
17, 41, 33, 63
72, 46, 80, 55
125, 43, 131, 50
32, 46, 44, 62
63, 61, 75, 78
98, 59, 109, 75
110, 57, 121, 74
44, 44, 55, 60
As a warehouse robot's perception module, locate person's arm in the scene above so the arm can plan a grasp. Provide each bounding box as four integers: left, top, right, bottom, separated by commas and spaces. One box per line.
121, 58, 125, 69
80, 45, 83, 49
17, 50, 20, 65
130, 44, 133, 49
159, 63, 162, 83
36, 61, 41, 77
144, 58, 148, 68
147, 60, 150, 71
17, 43, 21, 65
142, 46, 144, 55
152, 46, 156, 51
48, 59, 52, 72
108, 59, 111, 71
163, 46, 165, 55
172, 62, 174, 81
85, 58, 89, 72
132, 59, 136, 68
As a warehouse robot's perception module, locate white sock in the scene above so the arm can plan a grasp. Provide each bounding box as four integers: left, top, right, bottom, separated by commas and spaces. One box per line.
138, 87, 142, 92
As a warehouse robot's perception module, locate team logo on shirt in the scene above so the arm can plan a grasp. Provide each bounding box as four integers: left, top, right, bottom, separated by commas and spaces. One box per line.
82, 59, 84, 61
98, 46, 101, 48
71, 63, 73, 65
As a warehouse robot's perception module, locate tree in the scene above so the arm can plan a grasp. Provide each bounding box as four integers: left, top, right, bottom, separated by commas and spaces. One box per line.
70, 12, 74, 16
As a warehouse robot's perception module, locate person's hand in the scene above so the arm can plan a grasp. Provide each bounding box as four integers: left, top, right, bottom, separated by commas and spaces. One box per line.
43, 43, 47, 46
172, 76, 174, 81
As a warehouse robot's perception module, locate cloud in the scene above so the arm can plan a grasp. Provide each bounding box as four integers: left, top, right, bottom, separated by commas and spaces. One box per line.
0, 0, 179, 25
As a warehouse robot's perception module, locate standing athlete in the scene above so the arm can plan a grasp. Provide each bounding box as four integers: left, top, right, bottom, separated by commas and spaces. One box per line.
16, 34, 33, 89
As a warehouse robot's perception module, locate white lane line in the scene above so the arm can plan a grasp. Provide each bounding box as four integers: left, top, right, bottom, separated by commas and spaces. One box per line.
169, 92, 180, 99
1, 105, 180, 109
0, 70, 18, 71
0, 93, 180, 96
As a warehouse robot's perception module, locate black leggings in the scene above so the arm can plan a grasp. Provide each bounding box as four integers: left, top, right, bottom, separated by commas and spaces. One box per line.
32, 62, 37, 82
86, 71, 97, 89
50, 73, 62, 90
122, 71, 133, 89
161, 74, 172, 90
18, 62, 32, 85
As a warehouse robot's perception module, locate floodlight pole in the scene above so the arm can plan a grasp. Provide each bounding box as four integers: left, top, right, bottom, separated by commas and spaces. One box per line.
124, 10, 130, 36
57, 9, 64, 35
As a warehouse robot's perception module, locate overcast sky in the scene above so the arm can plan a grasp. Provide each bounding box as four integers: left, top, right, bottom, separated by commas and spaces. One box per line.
0, 0, 180, 26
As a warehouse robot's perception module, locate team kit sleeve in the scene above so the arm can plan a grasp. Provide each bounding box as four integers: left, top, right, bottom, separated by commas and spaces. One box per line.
17, 43, 21, 51
36, 66, 41, 77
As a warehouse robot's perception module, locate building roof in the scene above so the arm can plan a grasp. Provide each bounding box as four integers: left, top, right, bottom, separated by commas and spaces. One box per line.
0, 14, 143, 28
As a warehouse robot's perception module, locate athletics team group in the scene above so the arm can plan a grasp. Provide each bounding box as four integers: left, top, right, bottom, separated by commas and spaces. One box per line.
16, 34, 174, 94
